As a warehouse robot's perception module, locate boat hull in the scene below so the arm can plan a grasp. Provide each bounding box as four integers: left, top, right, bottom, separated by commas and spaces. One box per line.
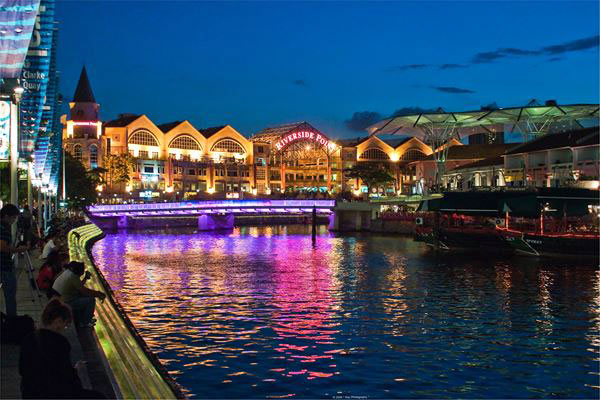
417, 227, 513, 254
501, 231, 599, 257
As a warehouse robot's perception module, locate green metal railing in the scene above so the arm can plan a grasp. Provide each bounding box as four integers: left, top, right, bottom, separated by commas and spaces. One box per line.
68, 224, 185, 399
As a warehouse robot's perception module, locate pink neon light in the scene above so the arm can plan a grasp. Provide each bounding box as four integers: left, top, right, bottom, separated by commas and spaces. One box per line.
73, 121, 99, 126
274, 131, 335, 151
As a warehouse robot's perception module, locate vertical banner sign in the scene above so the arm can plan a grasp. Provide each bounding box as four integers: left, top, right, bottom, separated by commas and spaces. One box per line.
0, 100, 10, 160
39, 23, 57, 137
18, 0, 53, 158
0, 0, 40, 78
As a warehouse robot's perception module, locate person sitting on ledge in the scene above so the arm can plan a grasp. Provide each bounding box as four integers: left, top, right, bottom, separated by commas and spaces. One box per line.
37, 250, 68, 299
52, 261, 106, 328
19, 299, 105, 398
40, 231, 59, 260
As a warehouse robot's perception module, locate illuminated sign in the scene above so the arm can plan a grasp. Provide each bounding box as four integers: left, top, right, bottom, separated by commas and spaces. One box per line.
139, 191, 160, 198
274, 131, 337, 152
0, 101, 10, 160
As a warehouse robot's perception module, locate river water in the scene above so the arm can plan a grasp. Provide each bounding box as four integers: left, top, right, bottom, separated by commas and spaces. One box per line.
92, 226, 599, 399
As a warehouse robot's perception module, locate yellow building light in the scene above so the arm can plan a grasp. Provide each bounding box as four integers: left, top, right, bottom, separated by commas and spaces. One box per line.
96, 185, 103, 192
390, 153, 399, 162
207, 187, 215, 194
67, 120, 74, 138
96, 121, 102, 138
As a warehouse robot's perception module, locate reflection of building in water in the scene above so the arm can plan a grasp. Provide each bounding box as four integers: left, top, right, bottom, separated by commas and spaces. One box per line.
270, 239, 341, 379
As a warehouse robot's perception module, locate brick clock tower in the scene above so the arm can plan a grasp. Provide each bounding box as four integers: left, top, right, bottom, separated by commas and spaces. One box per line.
61, 66, 102, 169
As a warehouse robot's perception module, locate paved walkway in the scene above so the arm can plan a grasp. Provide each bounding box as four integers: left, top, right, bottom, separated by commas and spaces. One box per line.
1, 250, 116, 399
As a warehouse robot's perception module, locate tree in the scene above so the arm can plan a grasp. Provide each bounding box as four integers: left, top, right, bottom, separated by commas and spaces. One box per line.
64, 152, 98, 210
103, 153, 135, 191
345, 163, 396, 197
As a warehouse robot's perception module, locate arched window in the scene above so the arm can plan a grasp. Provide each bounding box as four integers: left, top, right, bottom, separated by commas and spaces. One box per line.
400, 148, 427, 161
359, 148, 390, 160
169, 135, 201, 150
89, 144, 98, 165
211, 138, 245, 154
129, 130, 159, 147
73, 144, 82, 162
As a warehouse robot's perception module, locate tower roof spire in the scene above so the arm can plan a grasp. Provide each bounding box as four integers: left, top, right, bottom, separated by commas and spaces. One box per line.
73, 65, 96, 103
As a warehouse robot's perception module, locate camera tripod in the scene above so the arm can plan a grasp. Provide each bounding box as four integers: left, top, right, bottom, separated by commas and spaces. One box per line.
15, 231, 43, 307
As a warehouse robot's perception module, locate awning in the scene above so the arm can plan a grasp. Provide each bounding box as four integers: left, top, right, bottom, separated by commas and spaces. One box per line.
503, 188, 599, 217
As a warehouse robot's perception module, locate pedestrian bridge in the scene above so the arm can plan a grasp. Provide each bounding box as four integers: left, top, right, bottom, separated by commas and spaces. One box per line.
87, 200, 336, 230
88, 199, 335, 217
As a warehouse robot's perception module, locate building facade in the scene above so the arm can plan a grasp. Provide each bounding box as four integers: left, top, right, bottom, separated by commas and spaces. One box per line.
441, 127, 600, 191
62, 68, 599, 201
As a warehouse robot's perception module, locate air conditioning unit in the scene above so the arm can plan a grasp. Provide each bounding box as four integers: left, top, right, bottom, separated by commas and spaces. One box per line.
415, 217, 424, 225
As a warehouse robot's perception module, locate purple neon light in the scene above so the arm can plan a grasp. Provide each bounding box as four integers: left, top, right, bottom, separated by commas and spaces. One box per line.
88, 199, 335, 213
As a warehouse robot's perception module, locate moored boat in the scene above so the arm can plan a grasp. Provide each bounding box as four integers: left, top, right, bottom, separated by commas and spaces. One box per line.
496, 188, 599, 257
415, 188, 599, 257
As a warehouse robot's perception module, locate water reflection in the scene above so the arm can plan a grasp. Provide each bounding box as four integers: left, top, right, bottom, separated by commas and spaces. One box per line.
93, 227, 600, 398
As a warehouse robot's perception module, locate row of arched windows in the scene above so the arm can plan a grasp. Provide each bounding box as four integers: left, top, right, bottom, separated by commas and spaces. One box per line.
70, 144, 98, 164
358, 147, 426, 161
127, 130, 247, 154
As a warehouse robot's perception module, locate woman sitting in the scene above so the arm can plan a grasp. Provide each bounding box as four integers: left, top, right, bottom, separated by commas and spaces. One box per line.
19, 299, 105, 398
36, 250, 67, 298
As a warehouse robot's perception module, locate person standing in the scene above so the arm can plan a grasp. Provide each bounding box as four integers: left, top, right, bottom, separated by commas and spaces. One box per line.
17, 205, 34, 246
1, 204, 29, 316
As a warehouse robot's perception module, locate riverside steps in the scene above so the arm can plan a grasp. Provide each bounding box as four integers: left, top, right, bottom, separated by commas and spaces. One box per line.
0, 248, 116, 399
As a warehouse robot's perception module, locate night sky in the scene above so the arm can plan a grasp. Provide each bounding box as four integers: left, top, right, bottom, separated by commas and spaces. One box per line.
55, 1, 599, 139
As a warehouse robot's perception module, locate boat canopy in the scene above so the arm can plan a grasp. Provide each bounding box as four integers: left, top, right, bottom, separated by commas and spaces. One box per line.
503, 188, 599, 218
417, 188, 599, 217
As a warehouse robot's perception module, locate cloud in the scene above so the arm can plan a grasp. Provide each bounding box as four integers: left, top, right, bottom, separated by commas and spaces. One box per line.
344, 111, 383, 132
548, 57, 562, 62
472, 50, 507, 64
391, 107, 436, 117
384, 64, 430, 72
439, 63, 468, 69
499, 47, 541, 56
542, 35, 599, 55
472, 34, 599, 64
292, 79, 308, 87
433, 86, 475, 94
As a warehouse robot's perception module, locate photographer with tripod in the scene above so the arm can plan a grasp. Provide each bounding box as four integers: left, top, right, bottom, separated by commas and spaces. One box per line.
1, 204, 30, 317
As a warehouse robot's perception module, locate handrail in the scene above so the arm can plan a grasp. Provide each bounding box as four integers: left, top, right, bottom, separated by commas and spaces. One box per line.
68, 224, 185, 399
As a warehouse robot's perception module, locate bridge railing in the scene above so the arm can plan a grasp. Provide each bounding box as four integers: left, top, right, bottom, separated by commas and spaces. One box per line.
68, 224, 185, 399
88, 199, 336, 213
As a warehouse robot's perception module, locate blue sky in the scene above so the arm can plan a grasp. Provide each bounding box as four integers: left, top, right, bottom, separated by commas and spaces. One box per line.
55, 0, 599, 138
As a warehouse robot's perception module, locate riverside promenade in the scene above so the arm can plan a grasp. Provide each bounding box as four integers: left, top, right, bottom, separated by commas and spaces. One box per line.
0, 249, 116, 399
